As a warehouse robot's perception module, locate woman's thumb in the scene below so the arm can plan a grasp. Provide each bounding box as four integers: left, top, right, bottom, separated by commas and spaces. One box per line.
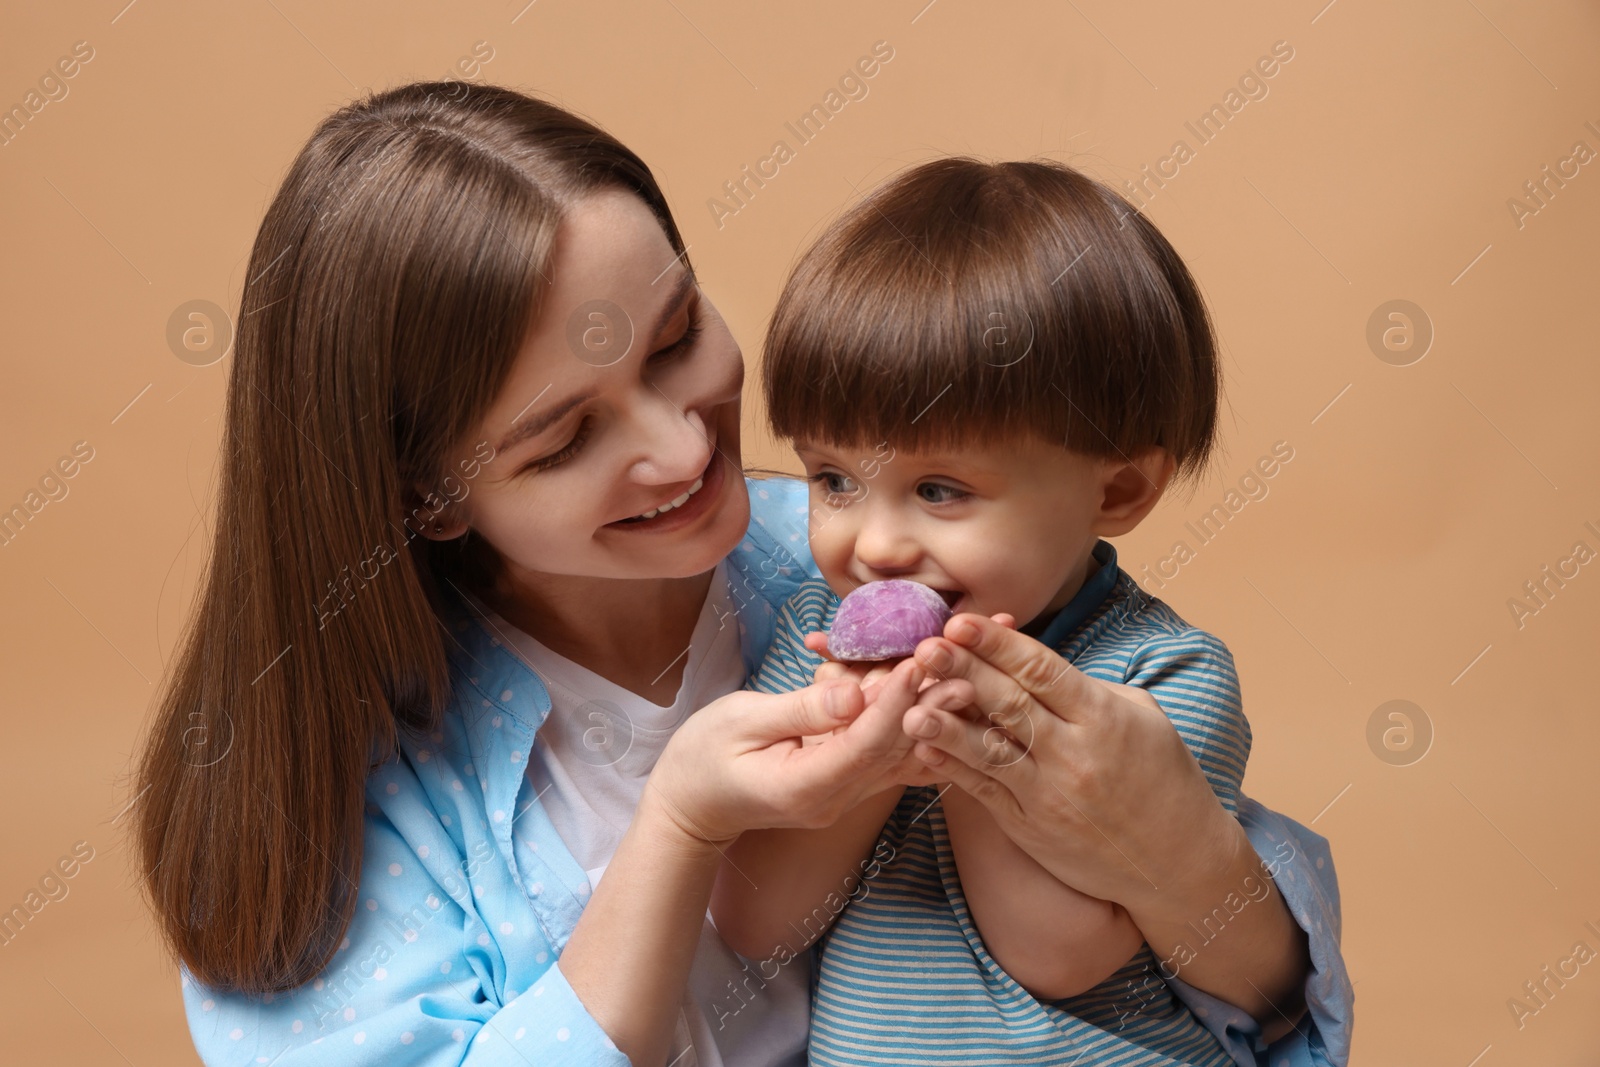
760, 680, 862, 740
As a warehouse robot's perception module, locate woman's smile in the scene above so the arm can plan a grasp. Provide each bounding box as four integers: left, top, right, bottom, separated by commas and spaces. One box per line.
605, 444, 728, 534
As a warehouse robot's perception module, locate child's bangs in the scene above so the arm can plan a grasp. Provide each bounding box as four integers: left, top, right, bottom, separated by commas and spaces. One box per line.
763, 209, 1073, 454
761, 157, 1219, 483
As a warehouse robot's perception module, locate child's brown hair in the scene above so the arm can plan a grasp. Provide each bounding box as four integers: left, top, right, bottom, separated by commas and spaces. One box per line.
762, 157, 1221, 490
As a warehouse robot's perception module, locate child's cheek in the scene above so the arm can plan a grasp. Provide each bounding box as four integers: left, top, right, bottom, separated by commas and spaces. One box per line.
808, 520, 855, 592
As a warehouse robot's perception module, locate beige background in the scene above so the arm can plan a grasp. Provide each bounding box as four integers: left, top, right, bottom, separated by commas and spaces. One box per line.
2, 0, 1597, 1062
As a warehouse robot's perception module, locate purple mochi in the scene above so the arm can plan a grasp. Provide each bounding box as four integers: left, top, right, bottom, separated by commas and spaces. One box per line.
827, 579, 953, 662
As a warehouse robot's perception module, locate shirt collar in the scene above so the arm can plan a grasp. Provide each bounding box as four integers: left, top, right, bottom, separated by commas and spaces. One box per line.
1031, 538, 1120, 651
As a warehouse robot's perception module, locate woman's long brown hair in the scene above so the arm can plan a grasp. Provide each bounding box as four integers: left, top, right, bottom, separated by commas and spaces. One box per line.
133, 82, 689, 995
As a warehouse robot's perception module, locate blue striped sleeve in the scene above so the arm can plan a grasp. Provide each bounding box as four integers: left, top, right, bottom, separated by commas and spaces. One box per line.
747, 579, 835, 696
1123, 629, 1252, 816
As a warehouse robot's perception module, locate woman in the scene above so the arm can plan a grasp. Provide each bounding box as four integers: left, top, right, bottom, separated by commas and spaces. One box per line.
134, 82, 1350, 1066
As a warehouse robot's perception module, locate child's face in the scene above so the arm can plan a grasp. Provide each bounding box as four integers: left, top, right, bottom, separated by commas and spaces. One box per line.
795, 435, 1117, 629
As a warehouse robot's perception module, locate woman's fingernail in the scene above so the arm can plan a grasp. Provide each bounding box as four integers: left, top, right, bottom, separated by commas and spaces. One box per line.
911, 713, 940, 739
949, 618, 980, 645
920, 643, 953, 674
915, 742, 944, 764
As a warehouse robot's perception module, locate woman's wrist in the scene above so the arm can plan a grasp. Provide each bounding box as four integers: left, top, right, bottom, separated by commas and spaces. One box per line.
634, 783, 740, 856
1122, 799, 1246, 930
1125, 811, 1310, 1030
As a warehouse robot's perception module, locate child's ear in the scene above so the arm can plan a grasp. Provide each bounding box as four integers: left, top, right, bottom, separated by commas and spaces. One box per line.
1091, 448, 1174, 537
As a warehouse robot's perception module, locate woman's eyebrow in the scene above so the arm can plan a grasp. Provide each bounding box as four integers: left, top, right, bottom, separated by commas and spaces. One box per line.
649, 267, 697, 342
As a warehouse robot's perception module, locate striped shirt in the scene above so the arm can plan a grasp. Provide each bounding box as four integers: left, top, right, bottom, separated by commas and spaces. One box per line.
747, 538, 1254, 1066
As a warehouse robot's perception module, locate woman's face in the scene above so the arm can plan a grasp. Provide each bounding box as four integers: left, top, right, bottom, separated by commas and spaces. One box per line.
439, 189, 750, 584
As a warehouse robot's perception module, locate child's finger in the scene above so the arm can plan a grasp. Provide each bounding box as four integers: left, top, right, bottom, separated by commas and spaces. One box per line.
860, 655, 930, 705
862, 664, 895, 686
852, 656, 925, 718
813, 660, 852, 683
916, 677, 980, 716
803, 631, 840, 660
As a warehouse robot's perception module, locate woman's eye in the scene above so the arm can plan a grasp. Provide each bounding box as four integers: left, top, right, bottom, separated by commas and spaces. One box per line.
527, 417, 592, 472
916, 482, 966, 504
649, 316, 702, 365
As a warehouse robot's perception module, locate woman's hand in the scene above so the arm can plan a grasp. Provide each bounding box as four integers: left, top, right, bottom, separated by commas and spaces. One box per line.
900, 613, 1311, 1033
646, 657, 932, 845
568, 659, 933, 1067
901, 617, 1223, 908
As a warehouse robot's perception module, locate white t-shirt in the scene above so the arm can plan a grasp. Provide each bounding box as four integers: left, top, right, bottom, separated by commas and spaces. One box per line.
477, 560, 809, 1067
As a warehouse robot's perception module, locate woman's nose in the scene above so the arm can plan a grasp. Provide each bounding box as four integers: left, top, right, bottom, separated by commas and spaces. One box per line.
630, 393, 712, 485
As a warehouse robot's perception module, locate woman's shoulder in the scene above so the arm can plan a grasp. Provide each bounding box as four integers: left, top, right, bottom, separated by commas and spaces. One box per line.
724, 475, 821, 662
739, 473, 813, 562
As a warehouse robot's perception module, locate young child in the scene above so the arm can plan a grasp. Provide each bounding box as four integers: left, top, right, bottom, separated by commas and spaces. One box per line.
710, 158, 1253, 1066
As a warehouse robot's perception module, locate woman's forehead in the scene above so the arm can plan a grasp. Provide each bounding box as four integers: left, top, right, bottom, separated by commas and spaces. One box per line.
547, 190, 682, 303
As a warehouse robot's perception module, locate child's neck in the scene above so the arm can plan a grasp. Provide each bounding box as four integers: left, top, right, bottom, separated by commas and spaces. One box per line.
1019, 549, 1098, 638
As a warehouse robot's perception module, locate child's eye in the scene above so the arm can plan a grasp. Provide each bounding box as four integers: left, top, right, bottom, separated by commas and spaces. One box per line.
808, 471, 861, 501
916, 481, 966, 504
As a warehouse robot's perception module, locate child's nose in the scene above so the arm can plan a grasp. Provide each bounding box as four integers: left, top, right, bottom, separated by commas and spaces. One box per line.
853, 515, 921, 576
